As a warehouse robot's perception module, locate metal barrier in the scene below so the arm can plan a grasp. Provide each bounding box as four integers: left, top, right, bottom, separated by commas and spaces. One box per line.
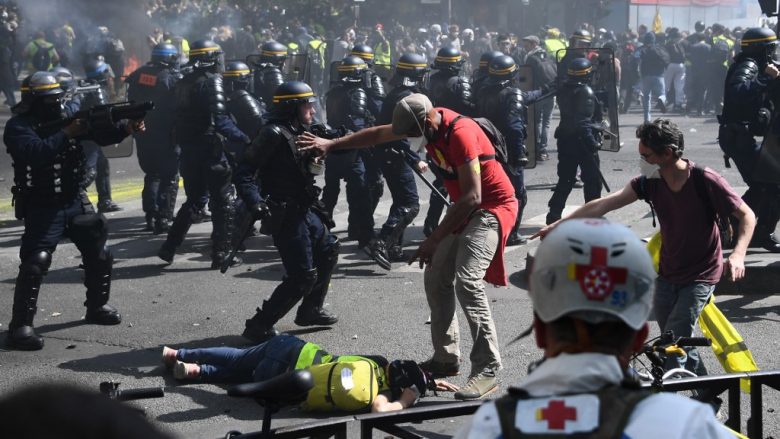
228, 370, 780, 438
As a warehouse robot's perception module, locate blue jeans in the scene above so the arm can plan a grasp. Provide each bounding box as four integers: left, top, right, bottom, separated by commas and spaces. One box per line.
654, 278, 714, 376
534, 97, 554, 154
177, 335, 306, 383
641, 75, 666, 123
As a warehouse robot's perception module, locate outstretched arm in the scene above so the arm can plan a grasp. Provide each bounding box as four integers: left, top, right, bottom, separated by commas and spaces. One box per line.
297, 124, 406, 156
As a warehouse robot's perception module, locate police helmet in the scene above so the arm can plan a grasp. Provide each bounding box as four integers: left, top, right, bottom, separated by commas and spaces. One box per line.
433, 46, 463, 71
151, 42, 179, 66
566, 57, 593, 83
189, 39, 224, 69
478, 50, 503, 74
337, 55, 368, 81
571, 29, 593, 47
487, 55, 518, 83
223, 60, 252, 91
15, 72, 64, 116
387, 360, 434, 399
350, 44, 375, 65
529, 219, 655, 330
259, 40, 288, 65
740, 27, 778, 53
393, 53, 428, 84
271, 80, 316, 115
49, 66, 75, 91
21, 71, 64, 100
84, 58, 111, 82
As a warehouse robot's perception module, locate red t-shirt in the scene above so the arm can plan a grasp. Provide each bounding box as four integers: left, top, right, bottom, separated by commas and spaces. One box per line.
630, 161, 743, 284
426, 108, 519, 286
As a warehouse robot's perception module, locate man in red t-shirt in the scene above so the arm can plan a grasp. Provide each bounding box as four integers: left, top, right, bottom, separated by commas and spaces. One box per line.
298, 94, 518, 400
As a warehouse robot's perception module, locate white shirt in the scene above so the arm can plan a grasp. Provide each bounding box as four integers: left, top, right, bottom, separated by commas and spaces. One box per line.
455, 353, 734, 439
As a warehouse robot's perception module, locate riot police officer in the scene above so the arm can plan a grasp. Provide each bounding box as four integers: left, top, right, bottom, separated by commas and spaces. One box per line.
322, 55, 375, 247
158, 40, 251, 268
546, 58, 603, 225
251, 40, 287, 106
471, 50, 502, 97
474, 55, 532, 245
349, 43, 386, 221
719, 27, 780, 252
235, 81, 339, 342
223, 60, 265, 157
4, 72, 142, 350
366, 53, 429, 268
422, 46, 473, 235
556, 29, 593, 84
125, 42, 181, 234
82, 57, 121, 213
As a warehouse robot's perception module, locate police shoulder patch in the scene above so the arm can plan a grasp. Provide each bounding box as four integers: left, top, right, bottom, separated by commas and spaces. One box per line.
515, 394, 600, 434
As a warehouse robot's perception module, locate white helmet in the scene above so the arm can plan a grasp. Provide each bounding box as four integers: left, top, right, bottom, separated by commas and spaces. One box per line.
530, 219, 655, 330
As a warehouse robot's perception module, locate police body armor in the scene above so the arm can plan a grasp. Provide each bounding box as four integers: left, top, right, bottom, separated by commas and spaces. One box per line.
556, 82, 598, 141
227, 89, 264, 139
13, 127, 86, 205
174, 70, 226, 141
721, 57, 768, 133
428, 71, 473, 115
326, 83, 369, 130
254, 65, 285, 106
126, 64, 179, 136
367, 70, 386, 99
475, 82, 527, 163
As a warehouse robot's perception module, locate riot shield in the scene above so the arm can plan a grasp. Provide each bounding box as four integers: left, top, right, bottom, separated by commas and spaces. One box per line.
284, 53, 310, 82
515, 65, 537, 169
102, 135, 134, 158
556, 48, 620, 152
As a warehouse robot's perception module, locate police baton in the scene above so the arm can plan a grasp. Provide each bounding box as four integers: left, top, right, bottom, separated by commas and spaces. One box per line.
390, 147, 451, 207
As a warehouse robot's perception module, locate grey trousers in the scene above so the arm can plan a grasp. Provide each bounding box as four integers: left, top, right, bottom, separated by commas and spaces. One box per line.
423, 210, 502, 376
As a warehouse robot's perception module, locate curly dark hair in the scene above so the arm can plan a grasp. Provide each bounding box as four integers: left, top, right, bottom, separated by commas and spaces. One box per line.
635, 118, 684, 158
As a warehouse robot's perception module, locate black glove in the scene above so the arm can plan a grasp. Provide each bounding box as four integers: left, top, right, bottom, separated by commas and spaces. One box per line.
251, 202, 270, 220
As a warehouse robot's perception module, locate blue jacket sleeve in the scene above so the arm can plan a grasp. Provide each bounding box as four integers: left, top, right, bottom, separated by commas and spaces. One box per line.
216, 114, 251, 144
3, 117, 69, 164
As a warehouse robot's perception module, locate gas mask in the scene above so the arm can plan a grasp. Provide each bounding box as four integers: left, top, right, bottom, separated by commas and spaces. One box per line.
32, 95, 65, 122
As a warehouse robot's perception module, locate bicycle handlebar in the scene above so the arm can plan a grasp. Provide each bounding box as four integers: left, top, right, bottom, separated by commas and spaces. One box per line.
675, 337, 712, 347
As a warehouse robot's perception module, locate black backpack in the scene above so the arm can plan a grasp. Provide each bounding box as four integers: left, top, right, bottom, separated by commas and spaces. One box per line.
437, 115, 508, 180
635, 166, 734, 246
32, 42, 51, 71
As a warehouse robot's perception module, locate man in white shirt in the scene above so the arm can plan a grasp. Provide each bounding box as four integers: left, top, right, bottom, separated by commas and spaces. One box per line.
456, 219, 733, 438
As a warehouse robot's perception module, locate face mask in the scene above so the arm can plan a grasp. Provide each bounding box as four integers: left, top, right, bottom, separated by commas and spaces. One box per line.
639, 158, 660, 179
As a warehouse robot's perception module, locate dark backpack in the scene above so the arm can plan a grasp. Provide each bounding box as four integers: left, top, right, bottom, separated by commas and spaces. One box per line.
436, 115, 508, 180
640, 45, 669, 75
494, 382, 652, 438
32, 42, 51, 71
636, 165, 734, 246
666, 40, 686, 64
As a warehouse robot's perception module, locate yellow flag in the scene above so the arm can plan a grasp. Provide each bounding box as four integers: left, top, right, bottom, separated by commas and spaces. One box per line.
698, 296, 759, 393
653, 7, 663, 34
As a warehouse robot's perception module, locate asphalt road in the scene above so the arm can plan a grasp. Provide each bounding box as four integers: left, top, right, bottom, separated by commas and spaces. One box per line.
0, 105, 778, 438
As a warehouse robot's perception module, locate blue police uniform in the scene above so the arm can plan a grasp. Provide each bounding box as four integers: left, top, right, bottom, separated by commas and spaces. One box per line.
126, 62, 181, 233
159, 69, 250, 267
235, 110, 339, 342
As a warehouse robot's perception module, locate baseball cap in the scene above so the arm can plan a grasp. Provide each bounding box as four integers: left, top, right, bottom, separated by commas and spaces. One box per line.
391, 93, 433, 136
522, 35, 540, 45
529, 219, 656, 330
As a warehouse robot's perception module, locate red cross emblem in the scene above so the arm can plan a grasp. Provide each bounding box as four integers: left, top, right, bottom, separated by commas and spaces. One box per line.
572, 246, 628, 301
538, 399, 578, 430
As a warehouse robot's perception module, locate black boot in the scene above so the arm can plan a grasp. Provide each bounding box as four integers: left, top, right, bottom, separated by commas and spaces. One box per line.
295, 247, 339, 326
506, 223, 527, 246
7, 270, 45, 351
144, 214, 155, 232
83, 251, 122, 325
242, 305, 281, 343
750, 229, 780, 252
